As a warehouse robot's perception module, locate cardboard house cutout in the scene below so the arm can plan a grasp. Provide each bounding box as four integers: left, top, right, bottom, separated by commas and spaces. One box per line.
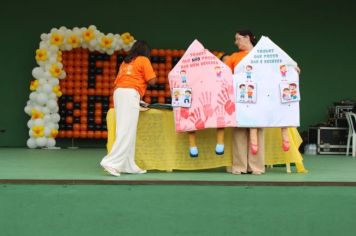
233, 36, 300, 127
168, 40, 236, 132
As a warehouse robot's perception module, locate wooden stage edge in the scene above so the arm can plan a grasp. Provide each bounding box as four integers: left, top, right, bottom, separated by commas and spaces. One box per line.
1, 179, 356, 187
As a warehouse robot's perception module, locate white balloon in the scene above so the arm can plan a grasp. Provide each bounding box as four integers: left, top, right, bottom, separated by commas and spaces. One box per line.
27, 138, 37, 149
29, 92, 37, 101
53, 124, 59, 130
29, 130, 34, 137
43, 115, 51, 123
48, 93, 57, 100
49, 57, 57, 64
33, 118, 44, 126
32, 67, 44, 79
47, 138, 56, 147
27, 119, 34, 128
36, 137, 47, 147
51, 113, 61, 122
47, 99, 57, 110
48, 78, 59, 86
24, 105, 32, 115
40, 33, 48, 41
42, 107, 50, 115
49, 45, 59, 53
36, 93, 48, 105
44, 127, 51, 136
59, 71, 66, 79
42, 84, 52, 94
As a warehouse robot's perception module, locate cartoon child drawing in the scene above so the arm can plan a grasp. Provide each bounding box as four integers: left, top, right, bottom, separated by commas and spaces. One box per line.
184, 90, 192, 104
239, 84, 246, 101
245, 65, 253, 82
247, 84, 254, 103
215, 66, 222, 78
289, 83, 297, 100
280, 65, 287, 81
173, 90, 180, 106
282, 87, 291, 101
180, 70, 187, 84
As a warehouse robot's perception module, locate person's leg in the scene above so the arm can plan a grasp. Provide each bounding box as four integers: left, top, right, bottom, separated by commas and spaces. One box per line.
188, 131, 198, 157
248, 128, 265, 174
100, 88, 143, 173
232, 128, 248, 174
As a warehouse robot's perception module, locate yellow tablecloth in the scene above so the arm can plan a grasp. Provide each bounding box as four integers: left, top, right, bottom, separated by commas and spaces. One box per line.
107, 108, 306, 172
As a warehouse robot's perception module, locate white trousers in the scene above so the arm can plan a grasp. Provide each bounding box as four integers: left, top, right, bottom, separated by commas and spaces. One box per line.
100, 88, 144, 173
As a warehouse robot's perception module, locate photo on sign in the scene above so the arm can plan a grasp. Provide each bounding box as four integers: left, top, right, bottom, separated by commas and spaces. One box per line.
171, 88, 192, 108
279, 81, 300, 103
236, 82, 257, 103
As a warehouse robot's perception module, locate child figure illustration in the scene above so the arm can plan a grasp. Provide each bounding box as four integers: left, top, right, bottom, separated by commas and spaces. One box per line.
280, 65, 287, 81
239, 84, 246, 101
215, 66, 222, 79
184, 90, 192, 104
282, 88, 291, 101
180, 70, 187, 84
245, 65, 253, 82
289, 83, 297, 100
173, 90, 180, 106
247, 84, 254, 103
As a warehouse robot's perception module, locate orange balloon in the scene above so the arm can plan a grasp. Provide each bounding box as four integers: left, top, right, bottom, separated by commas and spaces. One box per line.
151, 49, 158, 56
58, 130, 66, 138
66, 116, 73, 124
66, 102, 73, 110
80, 124, 87, 131
73, 109, 81, 117
95, 117, 102, 124
144, 96, 151, 104
80, 130, 87, 138
73, 95, 81, 102
95, 110, 102, 117
94, 131, 102, 139
81, 116, 87, 124
158, 96, 165, 104
87, 131, 94, 138
73, 130, 80, 138
101, 131, 108, 139
65, 130, 73, 138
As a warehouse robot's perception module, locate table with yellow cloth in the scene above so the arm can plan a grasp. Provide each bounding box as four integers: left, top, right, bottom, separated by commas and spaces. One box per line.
106, 108, 307, 172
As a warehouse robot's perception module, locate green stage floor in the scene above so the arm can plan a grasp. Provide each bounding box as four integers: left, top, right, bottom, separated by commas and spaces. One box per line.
0, 148, 355, 184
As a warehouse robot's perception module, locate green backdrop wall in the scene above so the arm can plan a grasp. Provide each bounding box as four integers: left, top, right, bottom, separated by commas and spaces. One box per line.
0, 0, 355, 147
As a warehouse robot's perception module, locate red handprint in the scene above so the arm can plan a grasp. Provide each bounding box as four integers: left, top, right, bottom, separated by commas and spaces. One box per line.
180, 107, 190, 119
215, 105, 227, 128
217, 87, 235, 115
199, 91, 213, 121
222, 80, 234, 95
189, 108, 205, 130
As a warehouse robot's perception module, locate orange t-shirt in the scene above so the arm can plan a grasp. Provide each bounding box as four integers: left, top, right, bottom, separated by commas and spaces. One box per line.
224, 51, 249, 72
114, 56, 156, 97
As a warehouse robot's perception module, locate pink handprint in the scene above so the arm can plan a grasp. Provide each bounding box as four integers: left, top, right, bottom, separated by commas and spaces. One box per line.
180, 107, 190, 119
215, 105, 226, 128
189, 108, 205, 130
222, 80, 234, 95
217, 87, 235, 115
199, 91, 213, 121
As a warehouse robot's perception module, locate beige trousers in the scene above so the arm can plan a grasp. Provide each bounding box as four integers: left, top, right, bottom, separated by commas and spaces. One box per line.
100, 88, 144, 173
232, 128, 265, 173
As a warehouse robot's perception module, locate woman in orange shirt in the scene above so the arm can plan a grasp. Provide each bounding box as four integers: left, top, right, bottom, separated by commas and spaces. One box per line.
100, 40, 157, 176
225, 30, 265, 175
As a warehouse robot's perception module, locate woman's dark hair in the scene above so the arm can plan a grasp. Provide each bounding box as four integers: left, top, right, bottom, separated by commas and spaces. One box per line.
124, 40, 151, 63
236, 30, 257, 46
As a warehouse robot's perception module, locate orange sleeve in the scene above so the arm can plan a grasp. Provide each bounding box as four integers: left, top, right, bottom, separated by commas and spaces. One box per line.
140, 57, 156, 82
224, 56, 234, 72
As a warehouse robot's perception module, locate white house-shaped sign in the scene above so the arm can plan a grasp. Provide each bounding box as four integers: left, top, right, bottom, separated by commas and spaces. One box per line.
168, 40, 236, 132
233, 36, 300, 127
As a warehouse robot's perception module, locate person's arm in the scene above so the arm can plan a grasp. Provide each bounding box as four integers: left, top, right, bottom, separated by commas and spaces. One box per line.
148, 77, 157, 85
